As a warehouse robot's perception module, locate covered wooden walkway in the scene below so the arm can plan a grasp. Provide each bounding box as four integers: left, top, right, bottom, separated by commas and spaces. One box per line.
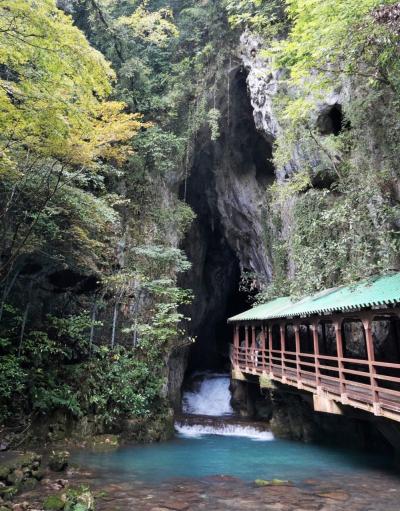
228, 273, 400, 422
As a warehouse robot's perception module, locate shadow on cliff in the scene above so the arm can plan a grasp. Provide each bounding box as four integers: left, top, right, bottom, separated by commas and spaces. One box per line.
179, 66, 274, 374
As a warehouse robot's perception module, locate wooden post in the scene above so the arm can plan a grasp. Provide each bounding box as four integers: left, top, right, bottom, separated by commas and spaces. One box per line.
245, 325, 249, 369
261, 324, 266, 371
251, 325, 256, 370
294, 324, 301, 387
334, 318, 347, 403
234, 324, 239, 366
280, 323, 286, 383
269, 324, 273, 375
234, 325, 239, 347
362, 315, 381, 415
311, 321, 321, 390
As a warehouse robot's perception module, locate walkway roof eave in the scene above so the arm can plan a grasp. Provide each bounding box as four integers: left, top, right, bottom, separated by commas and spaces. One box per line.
228, 273, 400, 323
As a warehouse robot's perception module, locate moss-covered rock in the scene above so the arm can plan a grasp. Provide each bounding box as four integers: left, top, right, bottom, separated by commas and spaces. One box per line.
0, 486, 18, 501
32, 467, 45, 480
20, 477, 38, 492
48, 451, 69, 472
122, 408, 175, 443
6, 469, 23, 485
63, 486, 95, 511
259, 374, 275, 389
85, 435, 119, 452
0, 452, 41, 481
20, 452, 41, 468
43, 495, 65, 510
0, 466, 11, 481
0, 450, 43, 501
76, 490, 95, 511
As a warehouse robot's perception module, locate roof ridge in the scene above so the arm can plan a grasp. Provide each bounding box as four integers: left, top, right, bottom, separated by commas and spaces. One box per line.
228, 272, 400, 323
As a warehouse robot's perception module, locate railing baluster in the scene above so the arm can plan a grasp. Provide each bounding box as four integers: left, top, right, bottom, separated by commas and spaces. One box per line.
234, 325, 239, 366
363, 316, 381, 415
261, 325, 266, 371
334, 318, 348, 404
245, 325, 249, 370
269, 324, 273, 376
294, 324, 301, 387
311, 321, 321, 391
280, 323, 286, 382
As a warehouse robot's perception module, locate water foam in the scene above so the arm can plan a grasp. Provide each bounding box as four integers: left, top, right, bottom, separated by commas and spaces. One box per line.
180, 373, 274, 440
182, 374, 234, 416
175, 422, 274, 441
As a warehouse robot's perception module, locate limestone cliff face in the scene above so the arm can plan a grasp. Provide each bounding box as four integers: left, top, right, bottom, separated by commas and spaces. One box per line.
239, 33, 281, 151
213, 66, 274, 281
180, 63, 277, 372
239, 31, 346, 184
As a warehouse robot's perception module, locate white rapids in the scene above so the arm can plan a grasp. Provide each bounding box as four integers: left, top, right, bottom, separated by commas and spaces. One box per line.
178, 373, 275, 441
182, 374, 234, 416
175, 422, 274, 441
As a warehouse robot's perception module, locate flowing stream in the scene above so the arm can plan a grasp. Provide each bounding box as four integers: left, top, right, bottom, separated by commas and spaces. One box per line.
72, 373, 394, 483
67, 373, 400, 510
181, 373, 234, 416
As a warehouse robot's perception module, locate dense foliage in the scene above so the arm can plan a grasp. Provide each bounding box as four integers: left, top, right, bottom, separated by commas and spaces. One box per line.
2, 0, 400, 439
0, 0, 228, 434
0, 0, 244, 440
230, 0, 400, 299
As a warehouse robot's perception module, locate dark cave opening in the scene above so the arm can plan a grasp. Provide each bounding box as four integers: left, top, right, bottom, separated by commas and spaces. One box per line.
179, 149, 249, 372
317, 103, 344, 136
254, 136, 275, 188
230, 67, 275, 188
48, 269, 99, 294
179, 66, 274, 375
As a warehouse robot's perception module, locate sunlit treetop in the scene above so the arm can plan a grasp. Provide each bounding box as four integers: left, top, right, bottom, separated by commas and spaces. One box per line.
0, 0, 145, 170
273, 0, 400, 85
115, 1, 178, 47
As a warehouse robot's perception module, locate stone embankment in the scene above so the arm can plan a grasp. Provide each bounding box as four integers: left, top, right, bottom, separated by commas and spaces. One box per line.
0, 450, 95, 511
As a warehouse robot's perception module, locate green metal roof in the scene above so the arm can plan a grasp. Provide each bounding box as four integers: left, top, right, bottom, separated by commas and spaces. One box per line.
228, 297, 292, 322
228, 272, 400, 323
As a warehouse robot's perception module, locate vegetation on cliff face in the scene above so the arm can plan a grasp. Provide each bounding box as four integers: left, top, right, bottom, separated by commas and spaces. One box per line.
0, 0, 151, 428
0, 0, 230, 436
0, 0, 242, 440
1, 0, 400, 439
229, 0, 400, 299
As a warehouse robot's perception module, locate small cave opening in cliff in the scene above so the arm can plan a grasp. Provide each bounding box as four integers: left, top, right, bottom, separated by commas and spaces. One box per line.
47, 269, 99, 294
318, 103, 344, 136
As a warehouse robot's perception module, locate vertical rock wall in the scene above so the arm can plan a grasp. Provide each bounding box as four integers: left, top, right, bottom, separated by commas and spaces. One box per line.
180, 63, 277, 374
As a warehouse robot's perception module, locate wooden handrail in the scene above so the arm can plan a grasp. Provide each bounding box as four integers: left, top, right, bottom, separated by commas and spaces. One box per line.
232, 345, 400, 419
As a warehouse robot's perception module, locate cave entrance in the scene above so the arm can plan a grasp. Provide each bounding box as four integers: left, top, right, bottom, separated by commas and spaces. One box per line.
317, 103, 345, 136
180, 174, 249, 372
180, 65, 272, 375
179, 136, 250, 373
187, 251, 249, 373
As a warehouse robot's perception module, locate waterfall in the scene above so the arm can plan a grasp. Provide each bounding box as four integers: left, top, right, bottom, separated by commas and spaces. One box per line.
177, 373, 274, 440
175, 422, 274, 441
182, 374, 234, 416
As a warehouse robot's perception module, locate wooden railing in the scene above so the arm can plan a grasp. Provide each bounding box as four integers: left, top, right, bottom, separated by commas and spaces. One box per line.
232, 345, 400, 421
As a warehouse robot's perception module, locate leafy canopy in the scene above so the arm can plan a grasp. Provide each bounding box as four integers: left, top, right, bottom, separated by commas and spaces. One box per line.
271, 0, 400, 118
0, 0, 143, 170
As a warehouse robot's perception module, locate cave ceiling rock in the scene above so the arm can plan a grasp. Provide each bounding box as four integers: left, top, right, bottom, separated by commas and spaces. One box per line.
239, 31, 347, 185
